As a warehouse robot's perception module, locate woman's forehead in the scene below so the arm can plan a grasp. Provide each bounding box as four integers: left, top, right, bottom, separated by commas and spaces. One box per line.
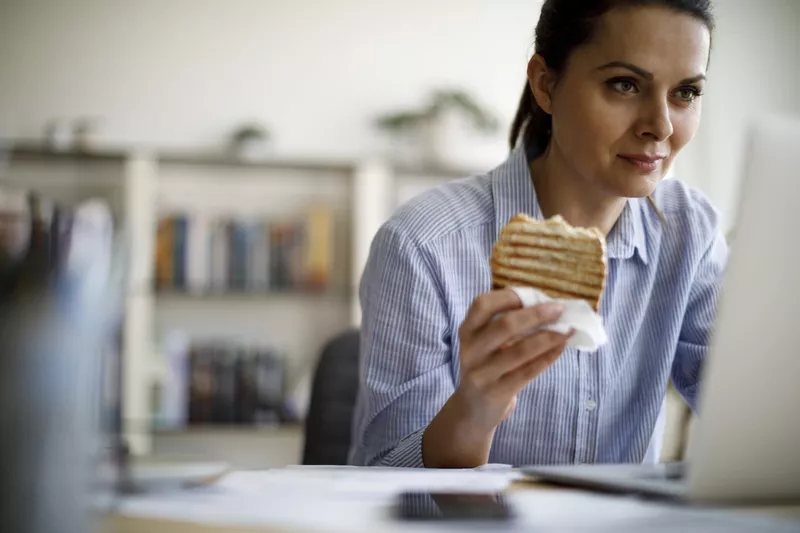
574, 5, 711, 77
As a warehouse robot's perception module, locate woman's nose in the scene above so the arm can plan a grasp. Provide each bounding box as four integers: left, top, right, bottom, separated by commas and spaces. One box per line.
635, 97, 673, 142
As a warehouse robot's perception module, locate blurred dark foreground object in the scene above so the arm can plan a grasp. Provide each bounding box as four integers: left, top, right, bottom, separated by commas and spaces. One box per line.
302, 329, 360, 465
0, 192, 122, 533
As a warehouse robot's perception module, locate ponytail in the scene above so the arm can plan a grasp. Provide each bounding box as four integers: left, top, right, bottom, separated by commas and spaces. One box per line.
508, 82, 533, 151
508, 81, 553, 154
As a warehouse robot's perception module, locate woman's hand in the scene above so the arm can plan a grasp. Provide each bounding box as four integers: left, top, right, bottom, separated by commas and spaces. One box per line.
422, 289, 571, 468
455, 289, 571, 431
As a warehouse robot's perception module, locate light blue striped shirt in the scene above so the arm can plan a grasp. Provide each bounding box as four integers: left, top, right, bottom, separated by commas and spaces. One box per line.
349, 144, 728, 468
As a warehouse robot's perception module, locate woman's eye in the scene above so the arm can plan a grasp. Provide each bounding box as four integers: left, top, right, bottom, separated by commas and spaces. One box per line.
674, 86, 702, 102
609, 79, 639, 94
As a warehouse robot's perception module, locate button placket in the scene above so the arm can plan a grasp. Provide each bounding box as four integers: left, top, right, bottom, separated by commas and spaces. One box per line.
574, 349, 591, 464
584, 345, 602, 463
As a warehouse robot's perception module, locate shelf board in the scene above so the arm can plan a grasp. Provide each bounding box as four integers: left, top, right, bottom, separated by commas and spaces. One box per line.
4, 142, 129, 164
152, 288, 353, 301
158, 152, 357, 174
2, 142, 357, 173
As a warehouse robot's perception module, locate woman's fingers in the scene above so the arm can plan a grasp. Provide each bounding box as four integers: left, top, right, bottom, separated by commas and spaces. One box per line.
498, 339, 568, 392
469, 329, 569, 386
466, 302, 565, 364
460, 289, 524, 334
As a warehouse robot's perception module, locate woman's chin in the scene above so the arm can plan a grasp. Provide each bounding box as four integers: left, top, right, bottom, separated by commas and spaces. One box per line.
599, 182, 653, 199
608, 174, 662, 198
604, 159, 667, 197
627, 184, 659, 198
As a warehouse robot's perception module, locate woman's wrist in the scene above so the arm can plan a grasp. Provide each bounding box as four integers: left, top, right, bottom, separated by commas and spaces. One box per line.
422, 391, 497, 468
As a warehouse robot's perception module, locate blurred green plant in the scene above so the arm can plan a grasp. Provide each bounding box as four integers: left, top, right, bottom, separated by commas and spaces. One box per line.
375, 89, 499, 135
231, 123, 271, 143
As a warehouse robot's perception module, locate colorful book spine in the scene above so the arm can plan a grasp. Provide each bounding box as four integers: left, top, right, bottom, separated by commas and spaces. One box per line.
172, 215, 188, 290
227, 220, 248, 291
269, 220, 289, 290
186, 213, 209, 293
247, 221, 270, 291
304, 206, 333, 291
208, 218, 229, 291
155, 217, 174, 289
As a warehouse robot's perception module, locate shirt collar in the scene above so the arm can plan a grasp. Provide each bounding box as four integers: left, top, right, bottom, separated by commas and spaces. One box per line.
491, 144, 649, 264
608, 198, 649, 264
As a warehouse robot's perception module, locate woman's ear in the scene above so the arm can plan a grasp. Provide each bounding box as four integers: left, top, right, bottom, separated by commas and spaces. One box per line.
527, 54, 555, 115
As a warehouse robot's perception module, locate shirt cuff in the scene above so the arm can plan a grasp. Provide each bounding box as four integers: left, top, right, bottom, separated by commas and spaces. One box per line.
379, 427, 426, 468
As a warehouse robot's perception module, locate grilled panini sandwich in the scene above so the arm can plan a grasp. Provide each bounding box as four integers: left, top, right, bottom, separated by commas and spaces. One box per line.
491, 213, 608, 311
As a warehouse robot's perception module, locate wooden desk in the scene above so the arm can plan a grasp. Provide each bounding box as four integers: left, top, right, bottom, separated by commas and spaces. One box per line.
109, 516, 279, 533
103, 475, 800, 533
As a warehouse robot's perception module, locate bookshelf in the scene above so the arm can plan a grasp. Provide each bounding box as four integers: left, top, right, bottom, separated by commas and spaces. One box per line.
0, 143, 483, 457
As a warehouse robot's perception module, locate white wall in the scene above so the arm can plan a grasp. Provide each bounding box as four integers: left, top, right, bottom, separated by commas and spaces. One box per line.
1, 0, 797, 222
0, 0, 538, 165
674, 0, 800, 227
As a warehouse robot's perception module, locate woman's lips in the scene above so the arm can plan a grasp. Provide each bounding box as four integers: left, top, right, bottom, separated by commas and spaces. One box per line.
617, 154, 666, 173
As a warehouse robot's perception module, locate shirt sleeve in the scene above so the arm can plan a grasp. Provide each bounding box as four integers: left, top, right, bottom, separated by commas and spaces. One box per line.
671, 227, 728, 410
348, 224, 454, 467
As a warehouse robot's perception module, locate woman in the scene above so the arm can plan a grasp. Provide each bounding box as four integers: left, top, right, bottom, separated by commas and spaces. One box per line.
350, 0, 726, 469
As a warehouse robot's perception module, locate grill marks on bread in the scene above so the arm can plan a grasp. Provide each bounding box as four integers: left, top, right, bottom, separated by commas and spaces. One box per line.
491, 213, 608, 311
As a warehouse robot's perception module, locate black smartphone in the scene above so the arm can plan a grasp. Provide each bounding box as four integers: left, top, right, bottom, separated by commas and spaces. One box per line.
394, 491, 515, 522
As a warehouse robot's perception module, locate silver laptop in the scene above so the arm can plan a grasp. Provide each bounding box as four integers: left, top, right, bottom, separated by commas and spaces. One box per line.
521, 115, 800, 505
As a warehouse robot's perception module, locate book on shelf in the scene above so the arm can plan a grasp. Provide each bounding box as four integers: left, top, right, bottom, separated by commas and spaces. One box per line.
154, 205, 334, 294
158, 339, 290, 428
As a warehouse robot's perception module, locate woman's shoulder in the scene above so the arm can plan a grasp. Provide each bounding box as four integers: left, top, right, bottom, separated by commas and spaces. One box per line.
380, 173, 496, 247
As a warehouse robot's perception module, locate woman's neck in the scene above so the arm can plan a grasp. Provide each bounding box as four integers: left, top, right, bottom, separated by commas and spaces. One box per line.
529, 142, 627, 237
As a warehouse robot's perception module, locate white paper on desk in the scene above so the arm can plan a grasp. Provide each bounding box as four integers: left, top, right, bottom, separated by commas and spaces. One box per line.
509, 286, 608, 351
217, 466, 516, 496
116, 467, 519, 533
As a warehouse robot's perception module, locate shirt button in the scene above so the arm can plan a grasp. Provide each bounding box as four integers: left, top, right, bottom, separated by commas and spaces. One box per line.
585, 399, 597, 411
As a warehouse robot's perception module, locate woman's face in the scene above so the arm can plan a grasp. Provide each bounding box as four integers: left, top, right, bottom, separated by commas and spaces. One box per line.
535, 6, 711, 198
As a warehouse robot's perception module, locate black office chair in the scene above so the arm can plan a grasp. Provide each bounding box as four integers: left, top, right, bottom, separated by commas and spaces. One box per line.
301, 329, 361, 465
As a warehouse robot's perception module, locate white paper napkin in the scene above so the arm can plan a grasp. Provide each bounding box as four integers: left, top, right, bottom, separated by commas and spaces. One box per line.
508, 286, 608, 352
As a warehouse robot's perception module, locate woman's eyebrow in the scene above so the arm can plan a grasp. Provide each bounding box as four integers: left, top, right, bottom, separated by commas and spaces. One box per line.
679, 73, 707, 84
597, 61, 654, 80
597, 61, 706, 84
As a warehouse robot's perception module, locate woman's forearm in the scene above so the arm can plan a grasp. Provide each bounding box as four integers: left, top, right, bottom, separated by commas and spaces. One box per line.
421, 391, 497, 468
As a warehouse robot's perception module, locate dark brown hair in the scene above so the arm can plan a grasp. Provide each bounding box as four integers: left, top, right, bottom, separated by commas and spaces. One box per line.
509, 0, 715, 152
